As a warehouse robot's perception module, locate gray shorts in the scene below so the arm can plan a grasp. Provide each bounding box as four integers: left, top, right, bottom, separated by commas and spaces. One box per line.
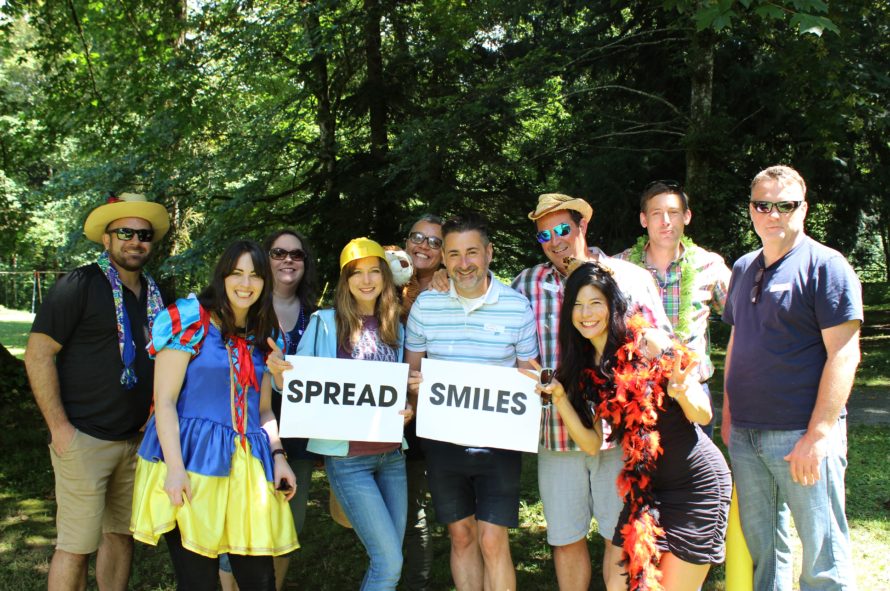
537, 446, 623, 546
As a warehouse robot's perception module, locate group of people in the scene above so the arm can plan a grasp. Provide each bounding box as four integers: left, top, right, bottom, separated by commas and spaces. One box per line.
25, 163, 862, 591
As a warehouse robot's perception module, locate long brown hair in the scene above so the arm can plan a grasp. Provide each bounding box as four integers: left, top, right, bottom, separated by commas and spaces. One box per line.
335, 256, 401, 350
198, 240, 278, 353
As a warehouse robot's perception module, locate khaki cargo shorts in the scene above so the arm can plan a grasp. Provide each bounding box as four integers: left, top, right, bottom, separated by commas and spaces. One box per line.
49, 429, 142, 554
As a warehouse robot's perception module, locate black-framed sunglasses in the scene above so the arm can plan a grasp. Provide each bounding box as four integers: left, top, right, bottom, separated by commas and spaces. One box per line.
536, 223, 572, 244
269, 247, 306, 261
750, 264, 766, 304
407, 231, 443, 250
750, 200, 804, 214
106, 227, 154, 242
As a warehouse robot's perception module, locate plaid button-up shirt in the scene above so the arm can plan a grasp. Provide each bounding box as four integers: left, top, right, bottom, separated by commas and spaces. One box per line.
614, 242, 730, 381
512, 248, 670, 452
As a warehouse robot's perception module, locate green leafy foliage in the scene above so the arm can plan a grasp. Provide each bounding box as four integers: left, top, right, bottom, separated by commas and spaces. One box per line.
0, 0, 885, 296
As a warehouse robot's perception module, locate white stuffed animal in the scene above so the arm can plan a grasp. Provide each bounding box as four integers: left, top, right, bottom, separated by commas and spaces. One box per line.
384, 247, 414, 287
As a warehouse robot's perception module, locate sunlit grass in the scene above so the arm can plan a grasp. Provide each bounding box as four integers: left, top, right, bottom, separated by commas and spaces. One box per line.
0, 306, 33, 359
0, 288, 887, 589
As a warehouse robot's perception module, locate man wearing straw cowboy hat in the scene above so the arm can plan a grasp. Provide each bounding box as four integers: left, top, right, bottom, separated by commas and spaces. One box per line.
25, 192, 169, 591
512, 193, 670, 591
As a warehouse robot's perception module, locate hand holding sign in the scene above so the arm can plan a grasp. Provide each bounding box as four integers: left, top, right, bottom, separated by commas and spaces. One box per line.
418, 359, 541, 452
407, 369, 423, 397
400, 401, 414, 425
266, 337, 293, 390
279, 356, 408, 442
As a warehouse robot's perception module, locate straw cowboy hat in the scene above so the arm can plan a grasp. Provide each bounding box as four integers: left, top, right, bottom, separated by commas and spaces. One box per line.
527, 193, 593, 223
83, 193, 171, 244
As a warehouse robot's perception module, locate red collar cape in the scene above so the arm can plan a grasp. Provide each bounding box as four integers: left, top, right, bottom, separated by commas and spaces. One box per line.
582, 314, 693, 591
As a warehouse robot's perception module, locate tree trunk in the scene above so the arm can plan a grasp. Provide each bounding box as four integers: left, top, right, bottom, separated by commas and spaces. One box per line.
170, 0, 187, 48
685, 30, 714, 197
364, 0, 388, 162
303, 4, 340, 281
305, 9, 337, 206
362, 0, 400, 240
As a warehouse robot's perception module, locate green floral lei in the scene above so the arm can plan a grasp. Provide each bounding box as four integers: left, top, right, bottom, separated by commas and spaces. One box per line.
628, 234, 698, 341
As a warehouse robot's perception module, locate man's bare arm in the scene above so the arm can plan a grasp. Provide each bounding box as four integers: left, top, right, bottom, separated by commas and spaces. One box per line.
720, 329, 734, 448
405, 349, 426, 412
517, 358, 537, 371
784, 319, 860, 486
24, 332, 74, 453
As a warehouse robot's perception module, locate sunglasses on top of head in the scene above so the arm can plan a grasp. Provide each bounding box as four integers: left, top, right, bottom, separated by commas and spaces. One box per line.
407, 231, 443, 250
106, 227, 154, 242
750, 200, 804, 214
536, 223, 572, 244
269, 248, 306, 261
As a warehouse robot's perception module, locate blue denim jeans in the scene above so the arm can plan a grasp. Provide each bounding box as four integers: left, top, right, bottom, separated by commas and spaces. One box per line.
729, 418, 854, 591
326, 450, 407, 591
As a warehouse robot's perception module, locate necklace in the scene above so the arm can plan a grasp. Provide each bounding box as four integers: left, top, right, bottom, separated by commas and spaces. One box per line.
296, 305, 306, 336
628, 235, 698, 340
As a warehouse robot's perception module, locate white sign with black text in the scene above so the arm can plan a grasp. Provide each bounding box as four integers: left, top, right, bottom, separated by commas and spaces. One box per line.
417, 358, 541, 453
278, 356, 409, 443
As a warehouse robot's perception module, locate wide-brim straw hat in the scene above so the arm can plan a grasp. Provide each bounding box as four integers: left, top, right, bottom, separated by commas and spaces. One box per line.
527, 193, 593, 223
340, 237, 386, 270
83, 193, 170, 244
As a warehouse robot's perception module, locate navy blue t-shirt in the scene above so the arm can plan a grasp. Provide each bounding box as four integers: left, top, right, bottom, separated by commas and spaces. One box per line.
723, 236, 862, 430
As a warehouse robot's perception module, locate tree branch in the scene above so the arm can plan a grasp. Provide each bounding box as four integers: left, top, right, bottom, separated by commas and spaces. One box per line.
65, 0, 116, 126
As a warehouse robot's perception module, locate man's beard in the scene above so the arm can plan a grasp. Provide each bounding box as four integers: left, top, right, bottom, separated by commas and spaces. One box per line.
109, 249, 149, 272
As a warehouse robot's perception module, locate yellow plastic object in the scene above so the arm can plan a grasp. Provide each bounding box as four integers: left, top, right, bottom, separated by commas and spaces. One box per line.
339, 237, 386, 270
725, 483, 754, 590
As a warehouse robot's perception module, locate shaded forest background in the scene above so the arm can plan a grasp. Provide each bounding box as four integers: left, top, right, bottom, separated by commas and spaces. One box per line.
0, 0, 887, 304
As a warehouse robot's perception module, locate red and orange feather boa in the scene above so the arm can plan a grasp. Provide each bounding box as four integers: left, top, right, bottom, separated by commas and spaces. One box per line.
582, 314, 693, 591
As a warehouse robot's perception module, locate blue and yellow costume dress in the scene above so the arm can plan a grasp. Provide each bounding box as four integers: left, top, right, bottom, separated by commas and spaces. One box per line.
130, 297, 298, 558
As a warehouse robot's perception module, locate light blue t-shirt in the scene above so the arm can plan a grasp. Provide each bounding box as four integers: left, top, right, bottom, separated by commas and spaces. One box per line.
723, 236, 863, 430
405, 273, 538, 367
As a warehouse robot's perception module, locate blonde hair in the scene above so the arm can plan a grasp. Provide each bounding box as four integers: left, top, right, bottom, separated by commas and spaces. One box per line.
335, 257, 402, 350
750, 165, 807, 198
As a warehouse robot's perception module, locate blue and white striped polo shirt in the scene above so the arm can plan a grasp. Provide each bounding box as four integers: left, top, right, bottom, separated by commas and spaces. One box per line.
406, 273, 538, 366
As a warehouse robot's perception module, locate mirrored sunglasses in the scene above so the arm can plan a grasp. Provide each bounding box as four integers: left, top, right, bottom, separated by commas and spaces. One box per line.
269, 247, 306, 261
750, 200, 804, 214
106, 227, 154, 242
536, 223, 572, 243
407, 231, 443, 250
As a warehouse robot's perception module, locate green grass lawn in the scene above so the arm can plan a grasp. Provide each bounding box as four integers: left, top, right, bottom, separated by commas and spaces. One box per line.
1, 287, 888, 590
0, 305, 34, 359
